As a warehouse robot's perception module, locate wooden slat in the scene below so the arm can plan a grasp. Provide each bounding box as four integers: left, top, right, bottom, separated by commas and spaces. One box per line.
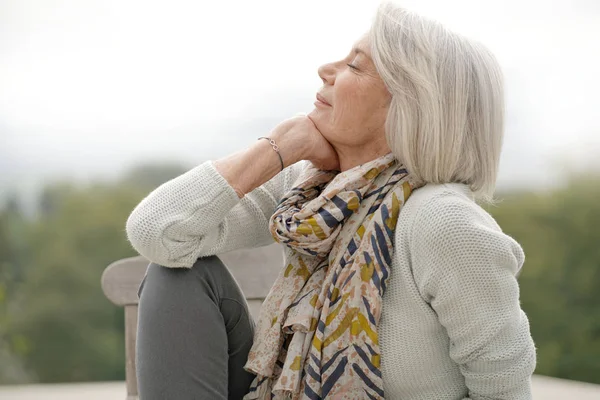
101, 256, 149, 306
219, 243, 284, 299
125, 306, 138, 398
247, 299, 263, 321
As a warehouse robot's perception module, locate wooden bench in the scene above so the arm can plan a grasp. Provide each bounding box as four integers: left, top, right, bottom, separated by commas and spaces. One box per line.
100, 245, 284, 400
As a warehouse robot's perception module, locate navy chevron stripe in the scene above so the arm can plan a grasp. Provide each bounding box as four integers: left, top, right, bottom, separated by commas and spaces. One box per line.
368, 193, 387, 213
330, 288, 342, 307
363, 172, 404, 199
365, 341, 377, 356
353, 344, 382, 378
322, 356, 348, 397
368, 241, 386, 295
367, 203, 381, 214
303, 380, 322, 400
247, 375, 269, 393
375, 182, 393, 199
315, 262, 328, 272
373, 223, 392, 265
341, 269, 356, 289
306, 363, 321, 382
317, 207, 340, 228
332, 268, 340, 282
370, 227, 391, 292
393, 167, 408, 176
380, 268, 388, 293
317, 319, 326, 334
310, 352, 320, 368
321, 345, 348, 373
330, 195, 355, 219
351, 363, 385, 397
379, 260, 390, 293
290, 289, 315, 308
379, 203, 394, 237
363, 186, 384, 199
372, 220, 391, 291
347, 238, 357, 255
363, 252, 381, 291
370, 230, 389, 272
365, 388, 381, 400
362, 295, 376, 326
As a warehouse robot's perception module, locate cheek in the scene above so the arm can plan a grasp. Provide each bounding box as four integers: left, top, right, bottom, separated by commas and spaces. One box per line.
332, 76, 365, 123
309, 76, 359, 136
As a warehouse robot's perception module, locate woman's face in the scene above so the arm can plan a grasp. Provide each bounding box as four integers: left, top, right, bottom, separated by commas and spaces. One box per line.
308, 35, 391, 148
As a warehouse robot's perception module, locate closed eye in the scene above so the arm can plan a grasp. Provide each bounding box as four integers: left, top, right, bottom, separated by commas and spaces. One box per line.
346, 63, 358, 70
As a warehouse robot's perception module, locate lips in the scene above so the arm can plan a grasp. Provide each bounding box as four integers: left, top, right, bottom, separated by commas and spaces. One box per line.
316, 93, 331, 106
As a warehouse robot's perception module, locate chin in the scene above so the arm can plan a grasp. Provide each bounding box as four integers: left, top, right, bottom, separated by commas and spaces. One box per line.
308, 109, 332, 137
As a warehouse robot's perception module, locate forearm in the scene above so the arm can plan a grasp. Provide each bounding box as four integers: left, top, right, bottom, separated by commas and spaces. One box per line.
214, 131, 308, 197
126, 155, 307, 268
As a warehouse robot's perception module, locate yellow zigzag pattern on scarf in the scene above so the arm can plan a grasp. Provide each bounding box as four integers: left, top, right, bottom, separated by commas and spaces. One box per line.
311, 308, 379, 352
297, 217, 327, 239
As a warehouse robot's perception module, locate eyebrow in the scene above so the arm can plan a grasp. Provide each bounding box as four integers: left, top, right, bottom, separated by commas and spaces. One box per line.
351, 46, 372, 60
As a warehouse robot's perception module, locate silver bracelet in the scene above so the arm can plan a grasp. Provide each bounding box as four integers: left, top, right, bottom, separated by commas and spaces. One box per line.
257, 136, 284, 171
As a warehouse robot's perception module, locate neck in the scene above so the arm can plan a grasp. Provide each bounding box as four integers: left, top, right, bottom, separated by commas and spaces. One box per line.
334, 138, 392, 172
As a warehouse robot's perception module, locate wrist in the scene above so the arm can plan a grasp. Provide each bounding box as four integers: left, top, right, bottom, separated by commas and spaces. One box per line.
257, 137, 284, 172
269, 131, 310, 167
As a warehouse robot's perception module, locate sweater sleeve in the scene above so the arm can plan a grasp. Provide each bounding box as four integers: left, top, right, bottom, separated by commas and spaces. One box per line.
125, 159, 308, 268
410, 192, 536, 400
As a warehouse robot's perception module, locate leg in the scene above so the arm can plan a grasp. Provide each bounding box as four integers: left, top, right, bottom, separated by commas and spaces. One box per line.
136, 256, 256, 400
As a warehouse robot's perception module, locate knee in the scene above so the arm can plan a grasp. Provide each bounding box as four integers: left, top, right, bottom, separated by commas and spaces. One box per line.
148, 255, 227, 279
138, 255, 232, 300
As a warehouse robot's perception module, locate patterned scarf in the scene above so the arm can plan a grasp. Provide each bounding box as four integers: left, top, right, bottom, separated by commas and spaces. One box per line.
242, 153, 420, 399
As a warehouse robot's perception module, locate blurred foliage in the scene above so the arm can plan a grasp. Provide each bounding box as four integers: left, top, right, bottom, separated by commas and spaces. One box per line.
0, 164, 187, 384
488, 175, 600, 384
0, 166, 598, 385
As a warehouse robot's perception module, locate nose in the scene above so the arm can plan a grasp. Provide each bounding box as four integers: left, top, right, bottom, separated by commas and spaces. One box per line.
317, 62, 336, 85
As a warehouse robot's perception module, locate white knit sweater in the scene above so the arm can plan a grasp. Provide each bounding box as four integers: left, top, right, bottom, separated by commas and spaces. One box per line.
126, 160, 536, 400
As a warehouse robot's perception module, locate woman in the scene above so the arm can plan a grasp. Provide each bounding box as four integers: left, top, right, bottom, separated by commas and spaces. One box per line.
126, 2, 536, 399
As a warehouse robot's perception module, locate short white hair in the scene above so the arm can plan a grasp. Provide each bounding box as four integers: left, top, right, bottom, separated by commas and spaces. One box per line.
370, 1, 505, 202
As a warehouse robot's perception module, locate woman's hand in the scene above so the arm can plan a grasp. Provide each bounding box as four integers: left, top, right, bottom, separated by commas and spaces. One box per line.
270, 115, 340, 171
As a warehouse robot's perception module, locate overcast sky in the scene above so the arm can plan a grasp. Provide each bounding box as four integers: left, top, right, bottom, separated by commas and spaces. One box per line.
1, 0, 599, 198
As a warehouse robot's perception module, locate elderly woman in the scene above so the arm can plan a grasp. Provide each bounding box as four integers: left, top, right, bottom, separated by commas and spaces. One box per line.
126, 2, 536, 399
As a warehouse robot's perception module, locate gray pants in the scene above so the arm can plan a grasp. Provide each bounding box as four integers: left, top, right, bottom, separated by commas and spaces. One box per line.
136, 256, 257, 400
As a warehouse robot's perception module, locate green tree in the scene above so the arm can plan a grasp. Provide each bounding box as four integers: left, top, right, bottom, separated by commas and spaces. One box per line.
4, 164, 187, 383
0, 204, 33, 383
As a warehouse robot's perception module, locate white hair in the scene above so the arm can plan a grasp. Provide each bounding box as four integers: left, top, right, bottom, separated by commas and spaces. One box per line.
369, 1, 505, 202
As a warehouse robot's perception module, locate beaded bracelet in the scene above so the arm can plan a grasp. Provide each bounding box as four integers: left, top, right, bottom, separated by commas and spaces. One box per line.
257, 136, 284, 172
